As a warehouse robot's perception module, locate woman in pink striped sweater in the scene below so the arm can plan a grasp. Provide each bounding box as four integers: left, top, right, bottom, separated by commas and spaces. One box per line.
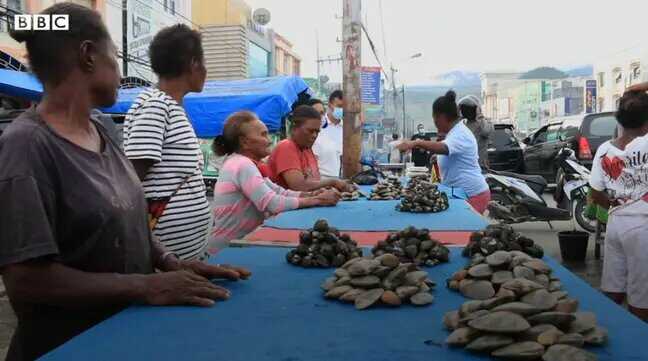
209, 111, 340, 252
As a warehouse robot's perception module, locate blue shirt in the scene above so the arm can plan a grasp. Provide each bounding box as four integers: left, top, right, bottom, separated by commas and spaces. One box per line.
437, 122, 489, 197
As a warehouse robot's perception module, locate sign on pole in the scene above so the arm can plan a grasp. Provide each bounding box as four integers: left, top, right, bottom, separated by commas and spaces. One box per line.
361, 66, 381, 105
585, 80, 597, 113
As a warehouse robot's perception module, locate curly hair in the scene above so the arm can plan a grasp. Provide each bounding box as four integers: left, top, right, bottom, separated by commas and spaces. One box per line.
149, 24, 203, 78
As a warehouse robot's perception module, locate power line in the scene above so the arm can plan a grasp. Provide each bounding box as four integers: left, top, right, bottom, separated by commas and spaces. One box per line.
378, 0, 388, 62
360, 21, 389, 81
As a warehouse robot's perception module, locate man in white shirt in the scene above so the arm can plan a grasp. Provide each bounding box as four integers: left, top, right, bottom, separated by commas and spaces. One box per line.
312, 91, 344, 177
387, 133, 403, 163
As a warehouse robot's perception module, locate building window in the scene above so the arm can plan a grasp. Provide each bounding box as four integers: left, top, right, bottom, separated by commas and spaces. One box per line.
283, 55, 289, 75
632, 65, 641, 80
598, 72, 605, 87
1, 0, 24, 32
293, 59, 300, 76
248, 42, 269, 78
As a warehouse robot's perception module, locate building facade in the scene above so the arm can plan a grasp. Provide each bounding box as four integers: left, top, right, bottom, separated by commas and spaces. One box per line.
594, 48, 648, 112
272, 31, 300, 76
0, 0, 190, 83
192, 0, 275, 81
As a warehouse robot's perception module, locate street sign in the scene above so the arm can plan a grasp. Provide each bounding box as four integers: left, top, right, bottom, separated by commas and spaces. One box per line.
361, 66, 381, 105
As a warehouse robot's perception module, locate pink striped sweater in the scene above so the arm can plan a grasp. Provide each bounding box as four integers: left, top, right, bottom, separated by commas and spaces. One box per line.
209, 154, 300, 252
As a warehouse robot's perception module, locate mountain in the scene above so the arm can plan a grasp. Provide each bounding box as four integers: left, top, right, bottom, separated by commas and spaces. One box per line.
519, 67, 568, 80
428, 70, 482, 87
562, 65, 594, 77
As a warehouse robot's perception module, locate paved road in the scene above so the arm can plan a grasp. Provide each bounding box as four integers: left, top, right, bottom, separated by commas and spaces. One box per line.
0, 194, 604, 359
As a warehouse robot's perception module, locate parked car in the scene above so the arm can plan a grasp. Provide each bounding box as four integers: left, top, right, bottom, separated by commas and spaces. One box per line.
522, 112, 616, 183
487, 124, 525, 172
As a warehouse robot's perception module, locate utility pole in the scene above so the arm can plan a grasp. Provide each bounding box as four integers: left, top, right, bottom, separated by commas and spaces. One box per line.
122, 0, 128, 76
403, 84, 409, 138
390, 64, 399, 135
342, 0, 362, 178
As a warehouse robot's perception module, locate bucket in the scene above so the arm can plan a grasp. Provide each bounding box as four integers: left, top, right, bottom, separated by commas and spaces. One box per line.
558, 231, 589, 261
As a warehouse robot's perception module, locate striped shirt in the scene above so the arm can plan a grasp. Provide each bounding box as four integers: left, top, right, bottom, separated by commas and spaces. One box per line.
123, 88, 210, 260
210, 154, 300, 252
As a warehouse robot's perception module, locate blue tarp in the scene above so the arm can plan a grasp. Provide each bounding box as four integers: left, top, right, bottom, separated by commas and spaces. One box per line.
0, 70, 310, 138
101, 76, 311, 137
0, 69, 43, 101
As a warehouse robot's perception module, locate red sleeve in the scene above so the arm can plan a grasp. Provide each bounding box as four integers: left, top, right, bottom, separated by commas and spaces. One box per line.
270, 141, 302, 178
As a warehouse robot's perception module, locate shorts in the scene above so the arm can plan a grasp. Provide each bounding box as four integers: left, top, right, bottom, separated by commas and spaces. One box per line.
601, 200, 648, 308
467, 190, 491, 215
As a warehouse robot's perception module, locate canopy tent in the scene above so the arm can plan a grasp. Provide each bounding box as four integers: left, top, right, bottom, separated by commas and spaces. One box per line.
0, 70, 310, 138
0, 68, 43, 101
101, 76, 311, 137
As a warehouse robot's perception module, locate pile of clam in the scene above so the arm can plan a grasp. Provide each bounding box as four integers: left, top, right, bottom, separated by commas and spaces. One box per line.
340, 191, 360, 201
448, 251, 561, 301
321, 254, 435, 310
371, 226, 450, 267
369, 178, 403, 200
286, 219, 362, 268
396, 178, 449, 213
444, 254, 607, 360
464, 224, 544, 259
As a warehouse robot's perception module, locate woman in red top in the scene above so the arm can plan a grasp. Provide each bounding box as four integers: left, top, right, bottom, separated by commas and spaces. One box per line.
268, 105, 352, 192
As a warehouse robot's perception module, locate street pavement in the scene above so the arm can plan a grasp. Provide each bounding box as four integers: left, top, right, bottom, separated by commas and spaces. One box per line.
0, 194, 604, 359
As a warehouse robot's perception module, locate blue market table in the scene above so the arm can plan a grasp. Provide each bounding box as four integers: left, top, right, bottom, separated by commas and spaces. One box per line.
41, 247, 648, 361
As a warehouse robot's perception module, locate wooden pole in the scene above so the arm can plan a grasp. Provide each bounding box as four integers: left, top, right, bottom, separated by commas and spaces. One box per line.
342, 0, 362, 178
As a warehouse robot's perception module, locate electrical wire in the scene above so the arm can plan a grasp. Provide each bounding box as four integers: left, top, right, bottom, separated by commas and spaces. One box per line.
378, 0, 388, 62
360, 21, 390, 81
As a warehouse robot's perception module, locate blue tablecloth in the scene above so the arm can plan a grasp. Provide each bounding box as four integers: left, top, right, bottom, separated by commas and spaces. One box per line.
42, 247, 648, 361
264, 199, 488, 231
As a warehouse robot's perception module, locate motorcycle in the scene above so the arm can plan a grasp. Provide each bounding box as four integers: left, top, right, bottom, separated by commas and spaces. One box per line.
486, 169, 571, 226
554, 147, 596, 232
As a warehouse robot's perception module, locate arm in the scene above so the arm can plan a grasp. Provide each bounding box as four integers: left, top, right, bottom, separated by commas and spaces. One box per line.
280, 170, 346, 192
265, 178, 302, 197
590, 189, 612, 209
238, 161, 302, 213
398, 139, 449, 155
2, 259, 231, 309
123, 98, 167, 181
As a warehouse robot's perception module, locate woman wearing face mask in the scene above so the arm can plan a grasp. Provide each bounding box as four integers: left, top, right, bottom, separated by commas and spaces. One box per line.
210, 111, 340, 251
0, 4, 249, 360
398, 91, 490, 214
268, 105, 352, 192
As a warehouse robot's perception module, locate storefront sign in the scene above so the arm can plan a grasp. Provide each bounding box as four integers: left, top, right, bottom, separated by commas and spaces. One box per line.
361, 66, 381, 105
585, 80, 597, 113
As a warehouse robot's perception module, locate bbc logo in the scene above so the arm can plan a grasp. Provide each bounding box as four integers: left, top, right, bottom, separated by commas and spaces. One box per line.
13, 15, 69, 31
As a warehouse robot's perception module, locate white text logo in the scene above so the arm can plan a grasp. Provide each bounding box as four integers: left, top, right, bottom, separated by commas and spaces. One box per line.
13, 15, 69, 31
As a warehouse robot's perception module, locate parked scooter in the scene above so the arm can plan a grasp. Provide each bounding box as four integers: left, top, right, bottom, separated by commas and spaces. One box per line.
554, 147, 596, 232
486, 169, 571, 226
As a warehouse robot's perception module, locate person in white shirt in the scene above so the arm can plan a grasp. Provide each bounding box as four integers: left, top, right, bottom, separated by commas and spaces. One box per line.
589, 88, 648, 320
313, 91, 344, 178
387, 133, 403, 163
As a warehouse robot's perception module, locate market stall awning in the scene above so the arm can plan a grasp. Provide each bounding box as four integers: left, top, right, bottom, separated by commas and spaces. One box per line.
0, 68, 42, 101
101, 76, 311, 137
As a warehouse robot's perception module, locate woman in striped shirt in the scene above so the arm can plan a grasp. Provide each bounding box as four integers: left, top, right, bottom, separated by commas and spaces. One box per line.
123, 25, 211, 260
210, 111, 341, 252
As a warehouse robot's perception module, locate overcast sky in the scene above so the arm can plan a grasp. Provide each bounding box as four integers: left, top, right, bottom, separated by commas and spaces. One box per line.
245, 0, 648, 85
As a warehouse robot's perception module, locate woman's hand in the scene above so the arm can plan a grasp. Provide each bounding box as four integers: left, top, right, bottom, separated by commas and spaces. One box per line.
142, 270, 231, 307
181, 260, 252, 281
332, 179, 353, 192
315, 189, 340, 206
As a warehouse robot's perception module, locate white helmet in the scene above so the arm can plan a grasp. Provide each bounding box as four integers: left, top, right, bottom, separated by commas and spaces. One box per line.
458, 95, 483, 118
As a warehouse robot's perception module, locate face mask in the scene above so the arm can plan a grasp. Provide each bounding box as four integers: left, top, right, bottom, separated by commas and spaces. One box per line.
333, 107, 344, 120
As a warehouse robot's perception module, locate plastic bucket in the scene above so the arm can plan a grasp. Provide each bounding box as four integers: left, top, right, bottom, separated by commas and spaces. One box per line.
558, 231, 589, 261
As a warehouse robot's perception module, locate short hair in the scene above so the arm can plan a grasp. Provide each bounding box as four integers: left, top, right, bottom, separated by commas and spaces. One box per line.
149, 24, 203, 78
290, 105, 321, 128
306, 98, 324, 107
616, 91, 648, 129
392, 133, 399, 140
9, 3, 111, 86
329, 90, 344, 103
433, 90, 459, 119
213, 111, 258, 155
